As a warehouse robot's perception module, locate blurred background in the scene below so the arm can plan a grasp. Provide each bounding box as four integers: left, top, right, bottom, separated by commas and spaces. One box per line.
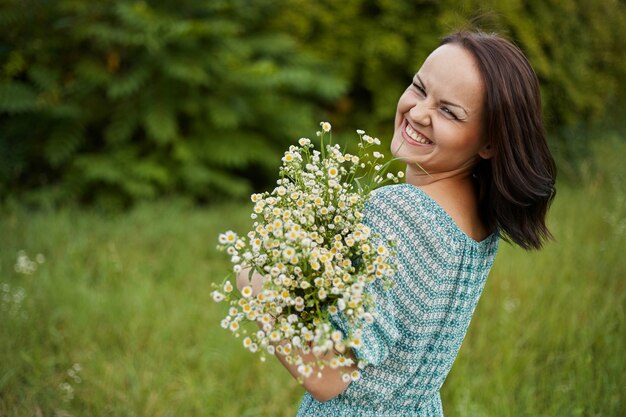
1, 0, 624, 416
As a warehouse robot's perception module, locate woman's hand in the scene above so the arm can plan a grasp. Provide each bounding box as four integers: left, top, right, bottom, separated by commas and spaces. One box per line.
236, 266, 356, 402
236, 266, 263, 297
273, 340, 358, 402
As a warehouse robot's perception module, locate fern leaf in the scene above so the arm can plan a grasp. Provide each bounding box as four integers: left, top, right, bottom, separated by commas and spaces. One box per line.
108, 65, 151, 99
74, 154, 125, 184
131, 159, 170, 187
28, 65, 61, 91
75, 60, 111, 86
4, 51, 27, 78
163, 60, 210, 86
204, 168, 251, 198
44, 122, 85, 167
143, 102, 178, 144
0, 81, 39, 113
105, 104, 139, 144
206, 99, 241, 130
181, 164, 250, 198
200, 132, 277, 168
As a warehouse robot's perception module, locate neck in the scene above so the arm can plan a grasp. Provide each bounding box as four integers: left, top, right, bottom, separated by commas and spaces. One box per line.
404, 162, 475, 188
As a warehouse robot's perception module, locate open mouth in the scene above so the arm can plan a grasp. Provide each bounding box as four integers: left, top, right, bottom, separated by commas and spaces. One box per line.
403, 120, 433, 145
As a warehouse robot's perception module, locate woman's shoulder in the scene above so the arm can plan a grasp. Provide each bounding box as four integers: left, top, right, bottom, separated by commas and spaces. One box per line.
366, 183, 444, 220
366, 184, 429, 218
418, 181, 492, 243
366, 183, 498, 250
364, 184, 447, 239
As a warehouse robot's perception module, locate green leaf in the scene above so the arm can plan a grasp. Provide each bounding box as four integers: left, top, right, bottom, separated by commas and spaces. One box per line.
0, 81, 39, 113
108, 66, 151, 99
181, 164, 250, 198
143, 101, 178, 144
131, 159, 170, 187
44, 122, 85, 167
105, 104, 139, 144
163, 61, 210, 86
28, 65, 61, 91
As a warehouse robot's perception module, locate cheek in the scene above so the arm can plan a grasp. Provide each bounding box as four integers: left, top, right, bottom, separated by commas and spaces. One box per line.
390, 133, 411, 159
460, 124, 485, 150
450, 128, 485, 156
395, 92, 413, 119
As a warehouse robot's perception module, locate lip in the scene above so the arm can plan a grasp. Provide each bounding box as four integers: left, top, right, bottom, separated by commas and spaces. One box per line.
400, 119, 433, 147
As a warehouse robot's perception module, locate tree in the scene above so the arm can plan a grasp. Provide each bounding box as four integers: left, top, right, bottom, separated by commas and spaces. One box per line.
0, 0, 346, 207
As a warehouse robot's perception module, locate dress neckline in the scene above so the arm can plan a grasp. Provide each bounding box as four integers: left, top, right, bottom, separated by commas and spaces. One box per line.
396, 183, 498, 247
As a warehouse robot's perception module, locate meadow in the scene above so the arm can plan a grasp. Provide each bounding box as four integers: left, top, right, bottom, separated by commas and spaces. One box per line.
1, 137, 624, 416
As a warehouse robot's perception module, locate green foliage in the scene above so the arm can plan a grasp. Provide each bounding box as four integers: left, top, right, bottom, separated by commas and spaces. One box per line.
0, 0, 624, 205
0, 0, 346, 207
0, 139, 624, 415
269, 0, 626, 134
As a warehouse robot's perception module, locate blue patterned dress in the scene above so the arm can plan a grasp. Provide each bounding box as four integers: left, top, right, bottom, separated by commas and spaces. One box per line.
297, 183, 499, 417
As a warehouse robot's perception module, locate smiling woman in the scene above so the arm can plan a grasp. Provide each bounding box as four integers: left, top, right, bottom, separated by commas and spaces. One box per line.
245, 31, 557, 417
392, 32, 556, 249
390, 43, 495, 243
391, 44, 492, 241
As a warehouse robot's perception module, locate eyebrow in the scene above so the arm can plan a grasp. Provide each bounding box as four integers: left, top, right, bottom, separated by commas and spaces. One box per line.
415, 74, 470, 118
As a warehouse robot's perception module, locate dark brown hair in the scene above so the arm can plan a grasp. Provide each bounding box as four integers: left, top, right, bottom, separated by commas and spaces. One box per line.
441, 31, 556, 250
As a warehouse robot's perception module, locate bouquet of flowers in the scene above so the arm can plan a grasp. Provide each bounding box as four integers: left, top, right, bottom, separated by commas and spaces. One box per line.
212, 122, 402, 382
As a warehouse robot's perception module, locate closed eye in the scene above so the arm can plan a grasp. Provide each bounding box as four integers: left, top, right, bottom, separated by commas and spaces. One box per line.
413, 79, 465, 121
412, 82, 426, 95
440, 106, 459, 120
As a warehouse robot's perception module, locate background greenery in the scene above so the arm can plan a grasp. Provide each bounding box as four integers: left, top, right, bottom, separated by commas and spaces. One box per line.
1, 0, 625, 207
1, 0, 625, 416
1, 136, 624, 416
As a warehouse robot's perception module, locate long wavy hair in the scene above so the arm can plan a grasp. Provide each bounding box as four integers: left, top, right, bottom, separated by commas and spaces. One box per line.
441, 31, 557, 250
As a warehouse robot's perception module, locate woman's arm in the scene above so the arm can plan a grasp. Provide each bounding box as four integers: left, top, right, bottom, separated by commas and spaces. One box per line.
235, 266, 264, 296
236, 267, 357, 402
272, 338, 357, 402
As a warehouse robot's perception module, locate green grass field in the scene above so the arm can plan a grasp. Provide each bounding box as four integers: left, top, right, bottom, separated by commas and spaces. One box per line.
1, 138, 624, 416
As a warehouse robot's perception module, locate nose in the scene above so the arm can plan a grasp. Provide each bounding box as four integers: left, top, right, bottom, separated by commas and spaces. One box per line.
408, 100, 432, 127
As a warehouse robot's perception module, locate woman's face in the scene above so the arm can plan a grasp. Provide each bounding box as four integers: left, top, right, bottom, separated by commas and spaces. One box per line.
390, 43, 492, 181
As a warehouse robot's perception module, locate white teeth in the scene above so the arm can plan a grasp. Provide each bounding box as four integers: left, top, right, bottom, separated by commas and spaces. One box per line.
405, 123, 432, 144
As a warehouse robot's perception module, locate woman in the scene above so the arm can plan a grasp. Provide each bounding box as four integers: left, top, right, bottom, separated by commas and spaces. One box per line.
239, 31, 556, 416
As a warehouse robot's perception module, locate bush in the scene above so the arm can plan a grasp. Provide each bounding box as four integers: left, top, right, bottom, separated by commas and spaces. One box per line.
1, 0, 624, 206
0, 0, 346, 208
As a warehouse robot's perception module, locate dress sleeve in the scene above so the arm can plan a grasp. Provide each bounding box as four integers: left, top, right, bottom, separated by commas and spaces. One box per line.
330, 279, 400, 366
329, 190, 401, 366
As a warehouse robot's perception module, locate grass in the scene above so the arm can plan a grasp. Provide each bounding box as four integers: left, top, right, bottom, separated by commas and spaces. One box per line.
1, 138, 624, 416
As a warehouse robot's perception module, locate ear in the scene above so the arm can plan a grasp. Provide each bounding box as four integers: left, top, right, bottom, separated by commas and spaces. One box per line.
478, 143, 494, 160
